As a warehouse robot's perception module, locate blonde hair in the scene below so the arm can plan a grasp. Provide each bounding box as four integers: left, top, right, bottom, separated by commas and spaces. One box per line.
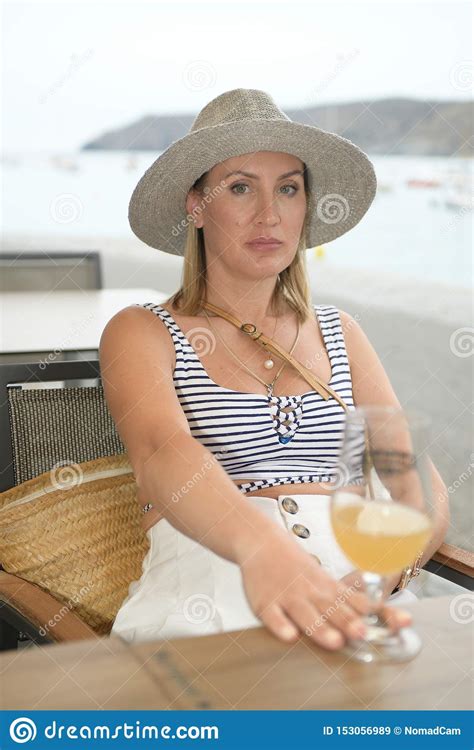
168, 166, 314, 323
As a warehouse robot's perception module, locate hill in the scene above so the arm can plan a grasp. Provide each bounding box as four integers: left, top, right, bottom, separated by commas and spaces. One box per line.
82, 98, 473, 157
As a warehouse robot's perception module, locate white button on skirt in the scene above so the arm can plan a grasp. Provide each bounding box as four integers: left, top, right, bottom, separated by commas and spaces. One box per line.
110, 493, 418, 644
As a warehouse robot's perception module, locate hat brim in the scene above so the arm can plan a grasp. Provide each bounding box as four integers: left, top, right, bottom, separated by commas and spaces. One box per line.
128, 119, 377, 255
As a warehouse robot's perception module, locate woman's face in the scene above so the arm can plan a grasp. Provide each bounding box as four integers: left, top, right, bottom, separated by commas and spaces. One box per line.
186, 151, 307, 281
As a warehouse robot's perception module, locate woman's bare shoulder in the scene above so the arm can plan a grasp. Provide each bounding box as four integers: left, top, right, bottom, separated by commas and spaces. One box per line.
102, 301, 171, 331
99, 303, 176, 370
98, 303, 191, 468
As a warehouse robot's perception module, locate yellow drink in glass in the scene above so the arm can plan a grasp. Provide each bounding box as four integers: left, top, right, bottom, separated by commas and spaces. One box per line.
331, 498, 432, 575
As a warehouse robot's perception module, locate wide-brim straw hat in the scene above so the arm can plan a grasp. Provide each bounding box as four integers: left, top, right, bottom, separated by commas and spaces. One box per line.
129, 88, 377, 256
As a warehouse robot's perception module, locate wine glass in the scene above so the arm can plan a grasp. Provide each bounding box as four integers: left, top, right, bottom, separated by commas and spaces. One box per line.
330, 405, 434, 663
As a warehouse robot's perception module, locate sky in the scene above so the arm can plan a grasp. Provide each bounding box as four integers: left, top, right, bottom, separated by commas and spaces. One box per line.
1, 0, 472, 152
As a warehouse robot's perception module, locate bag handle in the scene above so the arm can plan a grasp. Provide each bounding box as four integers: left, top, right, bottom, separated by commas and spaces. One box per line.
201, 300, 375, 498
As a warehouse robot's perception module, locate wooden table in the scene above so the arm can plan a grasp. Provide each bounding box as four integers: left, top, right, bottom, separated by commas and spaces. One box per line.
0, 288, 168, 356
0, 596, 471, 710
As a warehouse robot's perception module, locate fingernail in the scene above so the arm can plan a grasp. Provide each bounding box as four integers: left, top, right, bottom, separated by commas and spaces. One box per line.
324, 630, 343, 647
398, 609, 412, 622
349, 621, 367, 639
281, 626, 298, 640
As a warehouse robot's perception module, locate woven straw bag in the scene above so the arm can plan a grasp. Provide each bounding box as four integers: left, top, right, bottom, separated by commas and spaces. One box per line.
0, 454, 149, 635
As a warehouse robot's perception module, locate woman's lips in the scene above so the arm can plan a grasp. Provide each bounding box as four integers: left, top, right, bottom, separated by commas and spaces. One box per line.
245, 240, 283, 250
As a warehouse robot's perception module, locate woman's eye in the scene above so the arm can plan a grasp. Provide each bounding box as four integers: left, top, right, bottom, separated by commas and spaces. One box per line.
280, 184, 298, 195
230, 183, 249, 194
230, 183, 299, 195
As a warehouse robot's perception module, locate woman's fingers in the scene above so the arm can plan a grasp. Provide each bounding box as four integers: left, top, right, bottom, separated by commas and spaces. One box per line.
380, 604, 413, 632
240, 532, 414, 650
333, 581, 378, 617
257, 562, 413, 648
259, 603, 300, 643
283, 598, 345, 650
308, 591, 368, 640
335, 581, 413, 634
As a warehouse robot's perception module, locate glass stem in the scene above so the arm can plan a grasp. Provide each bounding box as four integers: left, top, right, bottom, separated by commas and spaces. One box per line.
362, 571, 386, 627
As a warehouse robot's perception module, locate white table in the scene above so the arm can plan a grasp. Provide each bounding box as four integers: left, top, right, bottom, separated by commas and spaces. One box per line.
0, 288, 168, 355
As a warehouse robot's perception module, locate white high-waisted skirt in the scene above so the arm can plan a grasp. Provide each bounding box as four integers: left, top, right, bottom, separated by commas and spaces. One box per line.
110, 493, 418, 644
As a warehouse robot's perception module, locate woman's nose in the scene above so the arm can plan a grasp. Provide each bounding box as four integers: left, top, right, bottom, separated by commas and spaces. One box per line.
255, 195, 280, 224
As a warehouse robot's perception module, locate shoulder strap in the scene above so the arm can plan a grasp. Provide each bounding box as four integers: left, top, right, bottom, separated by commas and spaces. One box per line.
201, 301, 349, 411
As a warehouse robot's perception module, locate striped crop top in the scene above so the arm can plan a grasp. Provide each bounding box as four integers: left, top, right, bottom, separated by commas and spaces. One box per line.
137, 302, 365, 494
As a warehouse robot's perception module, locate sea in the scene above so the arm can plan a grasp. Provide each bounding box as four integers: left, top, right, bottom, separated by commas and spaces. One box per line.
1, 151, 472, 289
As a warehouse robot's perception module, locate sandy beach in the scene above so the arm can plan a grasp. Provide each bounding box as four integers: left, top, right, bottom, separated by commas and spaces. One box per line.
2, 232, 473, 551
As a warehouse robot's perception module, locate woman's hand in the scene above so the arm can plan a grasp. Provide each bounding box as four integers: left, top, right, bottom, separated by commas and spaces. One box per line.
238, 530, 412, 650
338, 569, 413, 632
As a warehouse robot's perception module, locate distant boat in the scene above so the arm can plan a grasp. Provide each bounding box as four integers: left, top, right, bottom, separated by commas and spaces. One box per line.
444, 192, 473, 211
125, 156, 138, 171
448, 173, 471, 191
50, 155, 79, 171
406, 178, 441, 189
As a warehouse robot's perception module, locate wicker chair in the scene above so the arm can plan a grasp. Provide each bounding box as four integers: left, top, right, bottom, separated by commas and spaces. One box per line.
0, 360, 472, 651
0, 360, 124, 650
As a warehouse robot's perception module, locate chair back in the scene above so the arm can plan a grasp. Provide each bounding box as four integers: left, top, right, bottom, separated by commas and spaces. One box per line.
0, 252, 102, 292
0, 360, 124, 492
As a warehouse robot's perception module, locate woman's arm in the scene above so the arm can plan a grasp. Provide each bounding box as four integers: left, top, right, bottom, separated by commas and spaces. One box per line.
135, 431, 286, 564
340, 309, 451, 590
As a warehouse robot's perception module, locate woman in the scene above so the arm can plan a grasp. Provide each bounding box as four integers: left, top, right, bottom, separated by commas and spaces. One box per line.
100, 88, 449, 650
